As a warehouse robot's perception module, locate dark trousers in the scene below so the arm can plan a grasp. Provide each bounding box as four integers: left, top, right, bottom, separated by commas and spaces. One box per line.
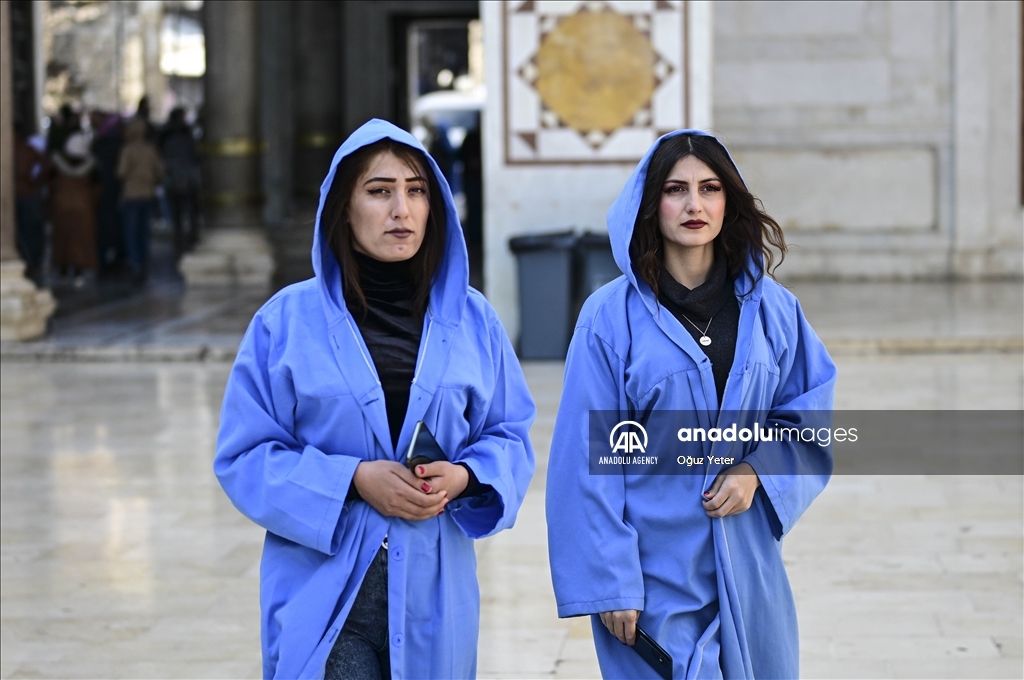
15, 194, 45, 273
325, 546, 391, 680
167, 190, 198, 257
96, 186, 123, 271
121, 200, 151, 275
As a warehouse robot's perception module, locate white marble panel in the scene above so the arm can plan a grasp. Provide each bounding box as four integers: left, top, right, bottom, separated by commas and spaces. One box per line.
717, 59, 891, 107
717, 0, 868, 38
732, 147, 936, 231
888, 1, 940, 60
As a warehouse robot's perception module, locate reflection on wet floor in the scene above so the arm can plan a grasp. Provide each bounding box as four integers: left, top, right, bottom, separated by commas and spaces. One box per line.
4, 231, 267, 360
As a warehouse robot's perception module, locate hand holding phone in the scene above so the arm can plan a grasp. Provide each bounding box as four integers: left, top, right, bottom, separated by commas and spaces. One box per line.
405, 421, 448, 471
599, 609, 640, 645
634, 625, 673, 680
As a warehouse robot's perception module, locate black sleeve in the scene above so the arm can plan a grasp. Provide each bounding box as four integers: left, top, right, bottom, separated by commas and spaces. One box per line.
456, 462, 492, 499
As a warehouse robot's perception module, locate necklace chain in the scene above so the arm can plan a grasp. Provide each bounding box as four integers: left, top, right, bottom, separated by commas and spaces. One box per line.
677, 312, 714, 346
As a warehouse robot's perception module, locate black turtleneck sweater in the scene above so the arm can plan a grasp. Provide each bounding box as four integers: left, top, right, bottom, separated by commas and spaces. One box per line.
657, 257, 740, 404
347, 251, 423, 449
346, 251, 486, 498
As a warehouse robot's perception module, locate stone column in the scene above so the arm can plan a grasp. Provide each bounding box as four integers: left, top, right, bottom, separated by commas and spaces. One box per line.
139, 0, 165, 120
264, 0, 340, 286
179, 0, 273, 287
951, 0, 1024, 278
0, 0, 55, 341
293, 1, 341, 199
260, 0, 293, 228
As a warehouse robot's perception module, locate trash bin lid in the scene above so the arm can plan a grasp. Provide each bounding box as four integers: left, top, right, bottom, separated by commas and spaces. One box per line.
509, 230, 577, 252
576, 231, 611, 248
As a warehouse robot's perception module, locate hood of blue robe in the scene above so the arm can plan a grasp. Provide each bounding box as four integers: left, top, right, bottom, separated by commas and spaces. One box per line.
606, 129, 754, 313
311, 118, 469, 328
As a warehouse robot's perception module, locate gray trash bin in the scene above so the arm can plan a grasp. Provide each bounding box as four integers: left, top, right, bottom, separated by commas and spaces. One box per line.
575, 231, 620, 304
509, 231, 577, 360
571, 231, 620, 336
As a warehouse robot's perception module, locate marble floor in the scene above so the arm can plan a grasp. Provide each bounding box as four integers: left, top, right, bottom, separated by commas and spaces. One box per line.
1, 281, 1022, 679
2, 354, 1021, 679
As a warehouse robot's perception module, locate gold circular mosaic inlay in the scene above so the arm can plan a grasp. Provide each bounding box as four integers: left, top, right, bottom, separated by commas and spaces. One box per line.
534, 12, 655, 134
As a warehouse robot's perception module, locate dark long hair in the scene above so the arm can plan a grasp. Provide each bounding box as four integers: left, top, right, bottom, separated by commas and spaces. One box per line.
628, 134, 786, 296
321, 138, 447, 317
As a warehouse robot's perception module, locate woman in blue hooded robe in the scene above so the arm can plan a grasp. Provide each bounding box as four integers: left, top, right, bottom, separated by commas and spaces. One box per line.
215, 119, 536, 680
546, 131, 835, 679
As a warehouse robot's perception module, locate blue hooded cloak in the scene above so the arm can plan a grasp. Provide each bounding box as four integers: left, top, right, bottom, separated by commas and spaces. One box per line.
215, 119, 536, 679
546, 131, 836, 679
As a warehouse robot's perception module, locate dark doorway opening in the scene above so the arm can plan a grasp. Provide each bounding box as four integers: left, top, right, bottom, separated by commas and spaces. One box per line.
393, 16, 484, 290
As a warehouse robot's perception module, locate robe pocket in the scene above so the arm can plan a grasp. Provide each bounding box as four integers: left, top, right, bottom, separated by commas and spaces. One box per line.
293, 393, 371, 456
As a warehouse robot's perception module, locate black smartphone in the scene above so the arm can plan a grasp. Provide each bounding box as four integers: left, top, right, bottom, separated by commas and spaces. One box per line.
405, 421, 448, 471
634, 624, 673, 680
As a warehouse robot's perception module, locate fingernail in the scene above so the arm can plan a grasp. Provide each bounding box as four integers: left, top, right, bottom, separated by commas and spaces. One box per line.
421, 483, 431, 493
416, 466, 425, 475
437, 508, 444, 515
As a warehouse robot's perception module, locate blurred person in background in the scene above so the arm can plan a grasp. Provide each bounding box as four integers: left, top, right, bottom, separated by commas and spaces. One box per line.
425, 119, 456, 193
90, 111, 125, 278
46, 104, 77, 156
117, 118, 163, 283
134, 95, 158, 142
14, 122, 49, 282
159, 107, 200, 257
49, 126, 98, 284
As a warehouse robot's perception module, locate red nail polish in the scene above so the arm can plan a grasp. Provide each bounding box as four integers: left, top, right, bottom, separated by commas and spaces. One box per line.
421, 483, 431, 493
416, 466, 425, 475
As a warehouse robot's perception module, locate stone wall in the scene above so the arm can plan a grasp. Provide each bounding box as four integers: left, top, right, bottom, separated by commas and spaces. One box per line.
712, 0, 1023, 280
482, 0, 712, 339
483, 0, 1021, 340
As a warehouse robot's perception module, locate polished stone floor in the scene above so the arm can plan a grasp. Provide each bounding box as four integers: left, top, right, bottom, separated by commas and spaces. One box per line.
1, 281, 1022, 679
2, 280, 1020, 361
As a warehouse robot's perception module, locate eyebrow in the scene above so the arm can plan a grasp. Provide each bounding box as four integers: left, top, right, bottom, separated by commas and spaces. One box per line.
363, 175, 428, 185
663, 177, 720, 184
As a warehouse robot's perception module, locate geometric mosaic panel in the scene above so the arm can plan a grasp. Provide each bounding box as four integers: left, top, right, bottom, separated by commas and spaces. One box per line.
504, 0, 689, 164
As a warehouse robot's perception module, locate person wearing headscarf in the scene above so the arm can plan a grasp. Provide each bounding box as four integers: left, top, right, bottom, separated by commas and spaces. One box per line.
547, 131, 836, 679
50, 127, 98, 279
214, 119, 536, 679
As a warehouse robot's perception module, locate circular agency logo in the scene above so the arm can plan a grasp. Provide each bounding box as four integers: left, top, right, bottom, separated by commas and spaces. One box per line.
609, 420, 648, 454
